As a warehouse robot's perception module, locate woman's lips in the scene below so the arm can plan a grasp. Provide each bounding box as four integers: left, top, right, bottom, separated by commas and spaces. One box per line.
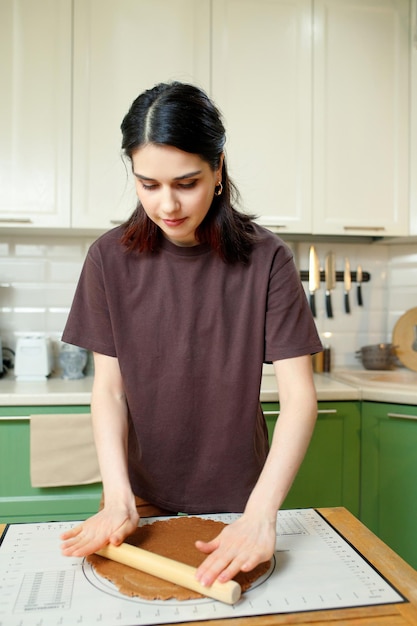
163, 218, 187, 227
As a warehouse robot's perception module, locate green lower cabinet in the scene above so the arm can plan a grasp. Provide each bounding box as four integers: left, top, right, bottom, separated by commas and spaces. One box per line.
360, 401, 417, 570
0, 406, 102, 523
263, 401, 361, 516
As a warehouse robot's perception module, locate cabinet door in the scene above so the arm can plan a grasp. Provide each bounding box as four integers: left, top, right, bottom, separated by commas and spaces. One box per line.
0, 406, 102, 523
71, 0, 211, 229
0, 0, 72, 228
361, 402, 417, 570
263, 402, 361, 516
313, 0, 410, 236
211, 0, 312, 234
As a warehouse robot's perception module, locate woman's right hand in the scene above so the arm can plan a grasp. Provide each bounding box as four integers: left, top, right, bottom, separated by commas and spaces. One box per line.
60, 502, 139, 557
60, 353, 138, 558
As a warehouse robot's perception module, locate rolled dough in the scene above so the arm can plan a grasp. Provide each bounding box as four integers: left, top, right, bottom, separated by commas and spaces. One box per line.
86, 516, 271, 601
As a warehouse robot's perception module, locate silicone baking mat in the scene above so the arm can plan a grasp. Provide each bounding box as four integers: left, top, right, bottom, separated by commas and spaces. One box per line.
0, 509, 405, 626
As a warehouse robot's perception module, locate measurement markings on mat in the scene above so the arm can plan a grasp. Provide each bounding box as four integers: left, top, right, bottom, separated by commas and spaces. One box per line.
14, 570, 74, 613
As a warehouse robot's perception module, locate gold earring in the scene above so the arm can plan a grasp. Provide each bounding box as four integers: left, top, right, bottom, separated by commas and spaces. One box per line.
214, 181, 223, 196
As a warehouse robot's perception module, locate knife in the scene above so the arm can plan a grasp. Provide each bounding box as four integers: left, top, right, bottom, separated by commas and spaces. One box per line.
343, 257, 351, 314
308, 245, 320, 318
357, 265, 363, 306
325, 252, 336, 318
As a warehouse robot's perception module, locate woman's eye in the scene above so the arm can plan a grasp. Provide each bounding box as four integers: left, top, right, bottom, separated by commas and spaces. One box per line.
178, 180, 197, 189
139, 180, 197, 191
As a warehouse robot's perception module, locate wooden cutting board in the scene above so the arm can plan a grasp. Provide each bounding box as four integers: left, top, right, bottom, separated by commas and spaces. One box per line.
393, 307, 417, 371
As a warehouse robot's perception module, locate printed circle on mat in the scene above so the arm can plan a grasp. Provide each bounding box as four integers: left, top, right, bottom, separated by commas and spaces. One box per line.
83, 516, 274, 603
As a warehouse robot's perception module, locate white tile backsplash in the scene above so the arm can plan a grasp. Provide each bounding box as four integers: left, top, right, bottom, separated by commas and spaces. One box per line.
0, 234, 94, 352
0, 259, 47, 283
0, 243, 10, 257
0, 233, 416, 372
387, 243, 417, 333
47, 260, 84, 283
14, 243, 50, 257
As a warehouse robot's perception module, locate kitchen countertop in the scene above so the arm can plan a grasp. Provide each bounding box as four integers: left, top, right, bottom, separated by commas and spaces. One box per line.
262, 364, 417, 405
331, 367, 417, 405
0, 375, 95, 407
0, 366, 416, 407
260, 371, 360, 402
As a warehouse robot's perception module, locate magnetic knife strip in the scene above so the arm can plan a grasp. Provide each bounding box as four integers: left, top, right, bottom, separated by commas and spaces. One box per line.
299, 270, 371, 283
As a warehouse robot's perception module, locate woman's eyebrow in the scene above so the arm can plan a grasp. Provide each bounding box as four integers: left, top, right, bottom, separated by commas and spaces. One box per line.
133, 170, 202, 181
174, 170, 202, 180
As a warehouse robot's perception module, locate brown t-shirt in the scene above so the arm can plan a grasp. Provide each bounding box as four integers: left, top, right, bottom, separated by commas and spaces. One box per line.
62, 223, 322, 513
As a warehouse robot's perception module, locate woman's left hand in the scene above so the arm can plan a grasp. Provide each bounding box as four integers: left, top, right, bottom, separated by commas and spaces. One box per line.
194, 513, 276, 587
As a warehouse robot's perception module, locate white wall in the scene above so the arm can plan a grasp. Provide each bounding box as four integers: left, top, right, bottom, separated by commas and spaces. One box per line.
0, 233, 415, 371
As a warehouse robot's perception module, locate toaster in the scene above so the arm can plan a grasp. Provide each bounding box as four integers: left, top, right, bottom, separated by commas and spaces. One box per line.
14, 336, 53, 381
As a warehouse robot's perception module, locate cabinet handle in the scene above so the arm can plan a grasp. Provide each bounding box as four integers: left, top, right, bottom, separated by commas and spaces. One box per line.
387, 412, 417, 421
263, 409, 337, 417
343, 226, 385, 232
268, 225, 288, 231
0, 218, 33, 224
0, 415, 29, 421
110, 219, 124, 225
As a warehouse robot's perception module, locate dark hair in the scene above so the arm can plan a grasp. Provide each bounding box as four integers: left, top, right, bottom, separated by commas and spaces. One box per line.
120, 82, 256, 264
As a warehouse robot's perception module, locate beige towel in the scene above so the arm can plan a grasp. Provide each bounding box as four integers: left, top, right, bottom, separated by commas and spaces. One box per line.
30, 413, 101, 487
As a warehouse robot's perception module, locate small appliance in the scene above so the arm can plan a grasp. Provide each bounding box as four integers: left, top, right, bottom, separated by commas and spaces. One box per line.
14, 335, 53, 381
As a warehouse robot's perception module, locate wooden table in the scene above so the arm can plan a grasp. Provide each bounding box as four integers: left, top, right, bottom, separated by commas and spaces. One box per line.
2, 507, 417, 625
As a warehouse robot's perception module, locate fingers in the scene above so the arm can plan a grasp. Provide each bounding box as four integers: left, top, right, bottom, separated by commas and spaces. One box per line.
60, 521, 94, 555
196, 546, 249, 586
195, 516, 276, 587
60, 510, 138, 558
194, 538, 218, 554
60, 523, 83, 541
61, 523, 106, 557
195, 531, 245, 586
108, 518, 136, 546
195, 538, 240, 585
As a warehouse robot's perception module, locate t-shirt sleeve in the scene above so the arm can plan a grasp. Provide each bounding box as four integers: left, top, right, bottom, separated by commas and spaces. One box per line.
264, 247, 322, 362
61, 245, 117, 357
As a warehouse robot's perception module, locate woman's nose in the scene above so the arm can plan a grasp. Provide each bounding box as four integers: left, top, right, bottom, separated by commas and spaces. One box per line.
161, 187, 180, 214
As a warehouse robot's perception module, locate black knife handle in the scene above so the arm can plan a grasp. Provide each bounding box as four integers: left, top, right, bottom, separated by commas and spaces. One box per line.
344, 293, 351, 314
310, 293, 317, 318
357, 284, 363, 306
326, 292, 333, 318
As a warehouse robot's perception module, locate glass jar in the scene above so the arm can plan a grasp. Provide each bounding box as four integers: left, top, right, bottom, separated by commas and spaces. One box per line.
59, 343, 88, 380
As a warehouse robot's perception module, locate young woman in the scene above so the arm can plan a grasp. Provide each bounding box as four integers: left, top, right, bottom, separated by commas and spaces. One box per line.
60, 82, 322, 588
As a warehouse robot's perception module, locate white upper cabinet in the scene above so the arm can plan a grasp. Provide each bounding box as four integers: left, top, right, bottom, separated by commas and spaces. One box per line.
212, 0, 411, 237
211, 0, 313, 234
1, 0, 412, 236
313, 0, 410, 236
71, 0, 211, 229
0, 0, 72, 228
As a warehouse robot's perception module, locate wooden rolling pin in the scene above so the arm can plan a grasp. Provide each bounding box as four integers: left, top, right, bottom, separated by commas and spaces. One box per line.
95, 542, 241, 605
